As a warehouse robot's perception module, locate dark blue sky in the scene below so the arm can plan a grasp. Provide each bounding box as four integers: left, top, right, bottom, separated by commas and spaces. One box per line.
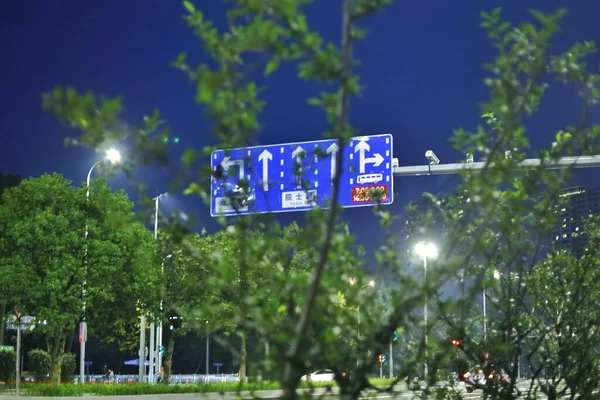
1, 1, 599, 260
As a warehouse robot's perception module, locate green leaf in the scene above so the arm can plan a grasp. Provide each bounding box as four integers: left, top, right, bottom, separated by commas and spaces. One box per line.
264, 58, 280, 76
183, 0, 195, 14
181, 148, 197, 167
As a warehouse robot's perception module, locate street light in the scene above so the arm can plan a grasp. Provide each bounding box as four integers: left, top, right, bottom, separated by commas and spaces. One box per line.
80, 147, 122, 384
483, 268, 501, 343
149, 192, 167, 384
414, 241, 438, 379
349, 278, 375, 366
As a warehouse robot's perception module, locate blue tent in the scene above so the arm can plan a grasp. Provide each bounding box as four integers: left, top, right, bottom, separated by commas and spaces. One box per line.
123, 359, 149, 366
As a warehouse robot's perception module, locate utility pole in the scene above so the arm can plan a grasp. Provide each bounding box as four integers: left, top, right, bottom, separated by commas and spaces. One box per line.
389, 341, 393, 379
138, 315, 146, 383
206, 322, 210, 376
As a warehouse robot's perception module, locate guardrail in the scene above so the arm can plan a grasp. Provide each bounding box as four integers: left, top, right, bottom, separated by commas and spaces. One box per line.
78, 374, 239, 384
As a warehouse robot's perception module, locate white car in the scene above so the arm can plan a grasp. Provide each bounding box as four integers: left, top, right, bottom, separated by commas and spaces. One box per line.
300, 369, 335, 382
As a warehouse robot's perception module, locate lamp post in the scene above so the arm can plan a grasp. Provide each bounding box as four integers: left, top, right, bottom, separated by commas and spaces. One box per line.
349, 278, 375, 366
483, 269, 502, 343
414, 241, 438, 379
149, 192, 167, 384
80, 148, 122, 384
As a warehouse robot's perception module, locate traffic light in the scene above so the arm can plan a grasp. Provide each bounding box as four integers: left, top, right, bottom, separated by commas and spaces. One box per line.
393, 327, 403, 341
451, 339, 462, 347
378, 354, 383, 363
382, 355, 387, 363
159, 345, 166, 356
479, 351, 489, 364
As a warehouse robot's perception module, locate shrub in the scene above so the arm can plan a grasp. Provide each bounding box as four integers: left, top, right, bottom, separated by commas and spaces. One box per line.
28, 349, 51, 382
21, 378, 391, 396
61, 353, 76, 382
0, 349, 15, 382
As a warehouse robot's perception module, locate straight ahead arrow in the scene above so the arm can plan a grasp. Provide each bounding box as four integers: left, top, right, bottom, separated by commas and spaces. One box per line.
354, 140, 371, 173
292, 146, 305, 187
327, 142, 339, 183
258, 149, 273, 191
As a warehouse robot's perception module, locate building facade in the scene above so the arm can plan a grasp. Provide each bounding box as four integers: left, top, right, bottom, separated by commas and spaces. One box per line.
552, 186, 600, 256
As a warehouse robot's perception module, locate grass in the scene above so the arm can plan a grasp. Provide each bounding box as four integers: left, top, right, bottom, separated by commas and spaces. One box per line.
17, 378, 398, 397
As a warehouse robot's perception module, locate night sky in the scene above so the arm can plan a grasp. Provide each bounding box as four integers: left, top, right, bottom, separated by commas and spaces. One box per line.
1, 0, 599, 263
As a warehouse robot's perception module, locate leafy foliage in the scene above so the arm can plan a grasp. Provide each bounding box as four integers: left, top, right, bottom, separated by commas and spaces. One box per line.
523, 218, 600, 398
0, 175, 161, 383
60, 353, 77, 382
28, 349, 51, 382
0, 349, 15, 382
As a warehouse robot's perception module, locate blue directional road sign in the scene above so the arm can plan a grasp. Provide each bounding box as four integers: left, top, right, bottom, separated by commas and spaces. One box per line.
210, 134, 394, 217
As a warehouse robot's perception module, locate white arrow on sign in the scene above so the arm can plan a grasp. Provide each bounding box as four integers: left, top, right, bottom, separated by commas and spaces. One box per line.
354, 140, 384, 173
292, 146, 305, 187
292, 146, 306, 163
326, 142, 339, 183
220, 156, 245, 181
258, 149, 273, 191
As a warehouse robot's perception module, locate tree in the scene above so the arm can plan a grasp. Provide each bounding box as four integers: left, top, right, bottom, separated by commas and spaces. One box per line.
418, 8, 600, 400
0, 172, 21, 200
156, 231, 216, 383
524, 218, 600, 399
189, 226, 266, 381
88, 220, 162, 355
0, 171, 21, 345
0, 174, 161, 384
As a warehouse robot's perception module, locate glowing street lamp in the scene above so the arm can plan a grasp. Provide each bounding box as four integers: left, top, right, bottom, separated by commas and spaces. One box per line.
80, 147, 122, 384
414, 241, 438, 379
349, 277, 376, 366
105, 147, 122, 164
483, 268, 502, 343
86, 148, 122, 194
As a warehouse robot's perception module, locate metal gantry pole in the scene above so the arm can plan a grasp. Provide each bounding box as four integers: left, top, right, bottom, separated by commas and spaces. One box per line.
392, 155, 600, 177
